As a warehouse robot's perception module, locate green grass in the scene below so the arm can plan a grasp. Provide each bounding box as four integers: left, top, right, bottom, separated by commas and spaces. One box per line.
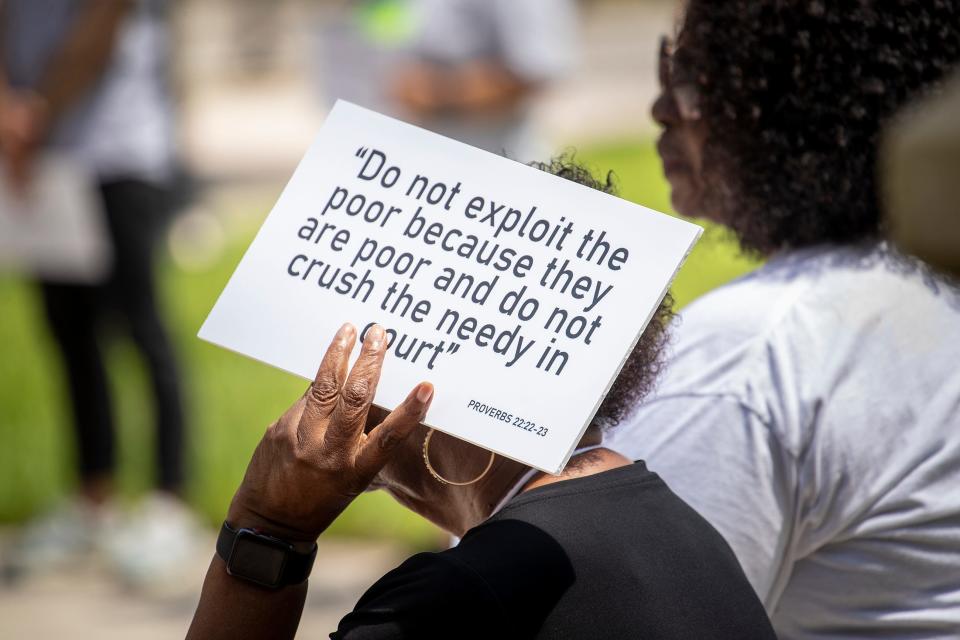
0, 140, 758, 549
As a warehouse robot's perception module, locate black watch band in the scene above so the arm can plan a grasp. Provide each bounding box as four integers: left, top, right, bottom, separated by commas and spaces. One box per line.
216, 521, 317, 589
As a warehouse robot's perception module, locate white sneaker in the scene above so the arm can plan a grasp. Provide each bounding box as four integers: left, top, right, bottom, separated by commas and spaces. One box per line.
2, 498, 116, 583
105, 493, 203, 590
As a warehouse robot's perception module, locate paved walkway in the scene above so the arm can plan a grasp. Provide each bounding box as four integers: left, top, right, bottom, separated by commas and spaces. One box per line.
0, 531, 409, 639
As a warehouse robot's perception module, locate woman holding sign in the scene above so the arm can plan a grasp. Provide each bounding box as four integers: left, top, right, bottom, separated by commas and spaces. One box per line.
187, 322, 774, 640
608, 2, 960, 637
187, 165, 775, 639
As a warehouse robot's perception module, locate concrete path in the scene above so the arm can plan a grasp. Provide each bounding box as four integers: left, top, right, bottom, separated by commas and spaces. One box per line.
0, 531, 409, 640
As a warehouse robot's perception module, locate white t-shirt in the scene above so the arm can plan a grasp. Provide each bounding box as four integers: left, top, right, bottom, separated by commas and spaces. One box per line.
607, 242, 960, 639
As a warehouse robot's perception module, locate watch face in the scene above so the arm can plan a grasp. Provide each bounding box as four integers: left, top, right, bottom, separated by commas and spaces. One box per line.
227, 530, 290, 587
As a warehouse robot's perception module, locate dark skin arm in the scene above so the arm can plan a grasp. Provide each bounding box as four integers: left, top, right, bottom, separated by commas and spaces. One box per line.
188, 557, 308, 640
391, 60, 535, 117
186, 324, 434, 640
0, 0, 133, 190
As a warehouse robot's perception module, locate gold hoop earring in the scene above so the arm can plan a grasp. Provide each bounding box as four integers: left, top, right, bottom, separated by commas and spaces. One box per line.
422, 429, 495, 486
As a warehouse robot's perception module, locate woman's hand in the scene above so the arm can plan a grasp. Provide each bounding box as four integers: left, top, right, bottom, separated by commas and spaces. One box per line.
226, 323, 433, 545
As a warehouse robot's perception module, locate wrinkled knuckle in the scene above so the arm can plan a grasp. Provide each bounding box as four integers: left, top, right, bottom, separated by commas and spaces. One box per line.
309, 378, 340, 406
341, 379, 370, 409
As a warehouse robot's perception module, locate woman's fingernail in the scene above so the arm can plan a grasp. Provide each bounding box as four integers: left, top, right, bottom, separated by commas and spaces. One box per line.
337, 323, 355, 346
367, 324, 384, 349
416, 383, 434, 404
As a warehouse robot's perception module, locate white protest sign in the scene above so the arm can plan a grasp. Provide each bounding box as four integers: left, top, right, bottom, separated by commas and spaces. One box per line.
200, 101, 701, 473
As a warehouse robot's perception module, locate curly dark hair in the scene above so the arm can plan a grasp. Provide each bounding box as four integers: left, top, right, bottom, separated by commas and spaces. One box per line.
528, 153, 620, 196
590, 290, 674, 431
679, 0, 960, 254
529, 154, 675, 431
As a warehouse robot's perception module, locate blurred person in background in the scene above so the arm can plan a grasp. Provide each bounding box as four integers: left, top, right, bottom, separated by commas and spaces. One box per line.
317, 0, 576, 162
0, 0, 195, 585
391, 0, 576, 161
606, 1, 960, 637
884, 69, 960, 280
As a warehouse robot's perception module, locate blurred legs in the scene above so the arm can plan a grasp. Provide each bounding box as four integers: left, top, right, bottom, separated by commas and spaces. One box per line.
101, 180, 185, 494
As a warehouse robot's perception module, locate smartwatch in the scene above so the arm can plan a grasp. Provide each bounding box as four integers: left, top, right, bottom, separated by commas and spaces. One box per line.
216, 521, 317, 589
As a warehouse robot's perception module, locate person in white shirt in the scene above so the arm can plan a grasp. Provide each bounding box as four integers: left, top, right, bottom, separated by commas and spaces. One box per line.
885, 70, 960, 281
606, 2, 960, 638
